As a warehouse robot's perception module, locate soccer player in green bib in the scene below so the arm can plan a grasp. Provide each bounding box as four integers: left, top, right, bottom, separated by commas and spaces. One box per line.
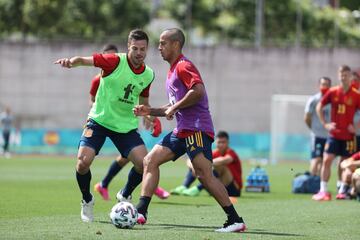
55, 29, 154, 222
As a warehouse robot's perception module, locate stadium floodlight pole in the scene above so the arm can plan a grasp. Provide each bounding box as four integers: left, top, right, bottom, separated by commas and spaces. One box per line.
295, 0, 303, 49
255, 0, 264, 49
333, 0, 339, 48
185, 0, 192, 46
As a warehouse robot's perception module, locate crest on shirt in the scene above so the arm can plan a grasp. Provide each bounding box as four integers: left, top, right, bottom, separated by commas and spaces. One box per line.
118, 83, 135, 104
83, 128, 93, 138
346, 98, 353, 106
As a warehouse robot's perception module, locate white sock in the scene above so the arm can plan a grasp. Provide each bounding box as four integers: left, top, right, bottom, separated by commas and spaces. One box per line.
338, 183, 348, 194
320, 181, 328, 192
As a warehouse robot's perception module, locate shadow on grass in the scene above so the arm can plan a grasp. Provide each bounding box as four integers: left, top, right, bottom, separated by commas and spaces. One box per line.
148, 223, 218, 231
145, 224, 305, 237
96, 220, 143, 231
245, 229, 305, 237
152, 201, 212, 207
97, 221, 305, 237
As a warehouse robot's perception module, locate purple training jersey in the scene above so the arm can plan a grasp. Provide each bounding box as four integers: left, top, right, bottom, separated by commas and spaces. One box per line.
166, 55, 214, 136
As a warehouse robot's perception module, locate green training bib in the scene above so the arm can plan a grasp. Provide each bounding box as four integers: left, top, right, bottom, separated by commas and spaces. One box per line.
89, 53, 154, 133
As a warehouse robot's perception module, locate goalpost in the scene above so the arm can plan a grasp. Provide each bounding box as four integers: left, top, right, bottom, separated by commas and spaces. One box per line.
270, 94, 312, 164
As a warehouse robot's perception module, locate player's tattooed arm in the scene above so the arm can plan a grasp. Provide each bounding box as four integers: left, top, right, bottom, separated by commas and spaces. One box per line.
54, 56, 93, 68
149, 105, 169, 117
133, 104, 170, 117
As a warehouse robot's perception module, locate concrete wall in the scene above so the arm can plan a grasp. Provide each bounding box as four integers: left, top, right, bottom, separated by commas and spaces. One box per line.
1, 41, 359, 132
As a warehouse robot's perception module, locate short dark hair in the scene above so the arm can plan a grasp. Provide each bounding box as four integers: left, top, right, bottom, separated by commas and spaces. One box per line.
102, 44, 118, 53
319, 76, 331, 86
352, 71, 360, 80
165, 28, 185, 49
216, 131, 229, 140
339, 65, 351, 72
128, 29, 149, 45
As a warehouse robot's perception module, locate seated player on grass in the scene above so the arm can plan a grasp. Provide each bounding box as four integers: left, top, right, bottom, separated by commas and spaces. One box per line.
352, 169, 360, 201
171, 131, 243, 203
338, 151, 360, 200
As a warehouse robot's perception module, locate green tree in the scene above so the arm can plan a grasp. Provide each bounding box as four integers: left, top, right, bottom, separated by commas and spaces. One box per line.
0, 0, 151, 40
161, 0, 360, 48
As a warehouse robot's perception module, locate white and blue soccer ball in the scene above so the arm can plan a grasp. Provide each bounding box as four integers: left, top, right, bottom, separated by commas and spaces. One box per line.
110, 202, 138, 229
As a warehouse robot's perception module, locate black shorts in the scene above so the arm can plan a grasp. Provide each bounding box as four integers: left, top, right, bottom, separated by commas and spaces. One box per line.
158, 131, 213, 161
78, 119, 144, 157
311, 137, 327, 159
324, 137, 356, 158
356, 136, 360, 152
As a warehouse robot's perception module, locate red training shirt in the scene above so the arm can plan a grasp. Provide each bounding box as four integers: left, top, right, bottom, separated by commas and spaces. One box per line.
320, 86, 360, 140
89, 74, 101, 97
92, 53, 151, 97
351, 151, 360, 160
213, 148, 243, 189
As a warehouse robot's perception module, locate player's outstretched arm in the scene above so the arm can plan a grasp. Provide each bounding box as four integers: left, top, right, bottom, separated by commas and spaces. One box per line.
133, 104, 170, 117
54, 56, 94, 68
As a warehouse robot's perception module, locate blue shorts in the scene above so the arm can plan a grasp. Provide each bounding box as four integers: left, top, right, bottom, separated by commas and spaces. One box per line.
158, 131, 213, 161
324, 137, 356, 158
79, 119, 144, 158
311, 137, 327, 159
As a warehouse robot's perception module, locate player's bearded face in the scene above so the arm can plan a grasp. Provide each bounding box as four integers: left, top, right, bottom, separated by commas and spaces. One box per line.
128, 39, 148, 67
339, 70, 351, 87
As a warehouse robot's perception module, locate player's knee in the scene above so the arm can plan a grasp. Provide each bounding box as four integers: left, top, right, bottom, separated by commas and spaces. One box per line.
343, 169, 353, 182
313, 157, 322, 165
76, 161, 89, 174
354, 175, 360, 193
195, 168, 211, 182
353, 173, 360, 182
143, 155, 157, 172
322, 158, 333, 167
76, 155, 91, 173
132, 160, 144, 173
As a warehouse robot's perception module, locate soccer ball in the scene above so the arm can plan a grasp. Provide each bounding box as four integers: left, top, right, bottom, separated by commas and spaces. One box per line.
109, 202, 138, 229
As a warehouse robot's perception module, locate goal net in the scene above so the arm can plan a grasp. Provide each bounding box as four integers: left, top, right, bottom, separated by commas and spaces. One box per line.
270, 94, 312, 164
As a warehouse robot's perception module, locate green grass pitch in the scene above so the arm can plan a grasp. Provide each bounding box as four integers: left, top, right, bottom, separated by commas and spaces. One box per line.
0, 155, 359, 240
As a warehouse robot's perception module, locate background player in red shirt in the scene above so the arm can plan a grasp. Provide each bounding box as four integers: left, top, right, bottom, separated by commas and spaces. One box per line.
171, 131, 243, 203
313, 65, 360, 201
90, 44, 169, 201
